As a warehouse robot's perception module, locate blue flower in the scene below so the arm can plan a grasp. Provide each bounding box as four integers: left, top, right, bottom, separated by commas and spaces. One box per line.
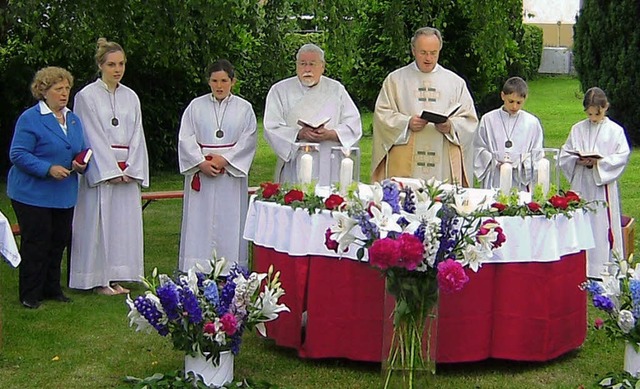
134, 296, 169, 336
180, 286, 203, 324
583, 281, 605, 295
156, 281, 181, 321
382, 181, 401, 213
402, 187, 416, 213
204, 281, 220, 307
356, 214, 379, 241
217, 281, 236, 317
592, 295, 614, 312
630, 280, 640, 304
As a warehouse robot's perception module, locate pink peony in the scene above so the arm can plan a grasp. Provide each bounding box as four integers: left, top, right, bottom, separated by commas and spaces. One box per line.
397, 233, 425, 270
203, 321, 216, 334
368, 237, 401, 270
437, 259, 469, 294
220, 313, 238, 335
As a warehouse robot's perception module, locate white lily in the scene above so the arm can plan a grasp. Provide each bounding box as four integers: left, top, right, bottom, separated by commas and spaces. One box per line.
254, 285, 290, 336
460, 243, 490, 272
330, 212, 358, 243
452, 193, 488, 216
370, 182, 384, 206
369, 201, 402, 238
401, 200, 442, 234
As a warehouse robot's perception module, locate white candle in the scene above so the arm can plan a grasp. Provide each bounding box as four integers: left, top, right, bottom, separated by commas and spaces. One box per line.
537, 158, 550, 195
339, 157, 354, 194
299, 153, 313, 184
499, 162, 513, 193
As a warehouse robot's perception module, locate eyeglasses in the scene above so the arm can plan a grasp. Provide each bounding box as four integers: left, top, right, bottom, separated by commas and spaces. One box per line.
297, 61, 321, 68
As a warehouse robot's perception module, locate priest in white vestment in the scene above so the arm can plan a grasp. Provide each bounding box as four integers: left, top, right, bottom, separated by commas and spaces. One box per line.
559, 87, 630, 278
372, 27, 477, 186
474, 77, 544, 190
178, 60, 257, 273
264, 43, 362, 186
70, 39, 149, 294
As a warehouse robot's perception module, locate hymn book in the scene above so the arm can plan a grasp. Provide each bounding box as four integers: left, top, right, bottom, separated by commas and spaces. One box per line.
297, 117, 331, 130
420, 103, 462, 124
566, 150, 603, 159
74, 148, 93, 164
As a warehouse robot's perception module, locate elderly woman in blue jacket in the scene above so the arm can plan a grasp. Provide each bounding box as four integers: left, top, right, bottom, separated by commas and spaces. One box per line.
7, 66, 88, 309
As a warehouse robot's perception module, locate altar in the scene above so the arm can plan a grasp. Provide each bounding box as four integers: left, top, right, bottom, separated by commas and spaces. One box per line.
244, 197, 595, 363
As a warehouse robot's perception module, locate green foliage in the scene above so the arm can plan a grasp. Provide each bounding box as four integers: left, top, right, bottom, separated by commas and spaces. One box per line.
510, 24, 544, 81
574, 0, 640, 145
125, 370, 280, 388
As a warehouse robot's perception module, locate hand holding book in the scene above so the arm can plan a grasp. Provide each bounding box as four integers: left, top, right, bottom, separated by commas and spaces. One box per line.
420, 103, 462, 124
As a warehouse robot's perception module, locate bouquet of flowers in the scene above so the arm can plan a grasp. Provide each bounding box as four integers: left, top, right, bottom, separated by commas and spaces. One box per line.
323, 179, 506, 388
126, 256, 289, 366
584, 252, 640, 346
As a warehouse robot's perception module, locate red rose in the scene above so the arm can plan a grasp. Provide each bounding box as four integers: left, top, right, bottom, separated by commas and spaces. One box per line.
491, 202, 507, 212
526, 202, 542, 213
260, 182, 280, 199
284, 189, 305, 205
565, 190, 581, 203
549, 195, 569, 210
324, 194, 345, 210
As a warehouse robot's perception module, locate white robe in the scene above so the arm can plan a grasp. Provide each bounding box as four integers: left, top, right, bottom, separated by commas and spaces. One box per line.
372, 63, 477, 184
263, 76, 362, 186
474, 108, 544, 190
178, 94, 257, 273
70, 79, 149, 289
559, 117, 630, 278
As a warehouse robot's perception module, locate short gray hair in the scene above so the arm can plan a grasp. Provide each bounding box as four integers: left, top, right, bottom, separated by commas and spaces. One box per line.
411, 27, 443, 49
296, 43, 325, 63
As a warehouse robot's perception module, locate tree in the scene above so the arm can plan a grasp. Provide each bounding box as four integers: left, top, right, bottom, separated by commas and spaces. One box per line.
573, 0, 640, 145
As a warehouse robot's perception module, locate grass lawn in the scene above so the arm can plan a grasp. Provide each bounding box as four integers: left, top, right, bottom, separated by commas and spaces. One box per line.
0, 76, 635, 388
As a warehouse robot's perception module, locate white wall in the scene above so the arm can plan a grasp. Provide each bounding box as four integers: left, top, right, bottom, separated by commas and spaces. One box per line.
523, 0, 581, 24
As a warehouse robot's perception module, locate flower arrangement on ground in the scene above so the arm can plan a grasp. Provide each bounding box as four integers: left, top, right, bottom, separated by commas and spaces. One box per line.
126, 256, 289, 367
583, 252, 640, 381
323, 179, 506, 388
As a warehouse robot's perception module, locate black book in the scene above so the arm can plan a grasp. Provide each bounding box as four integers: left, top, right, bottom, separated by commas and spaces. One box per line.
420, 103, 462, 124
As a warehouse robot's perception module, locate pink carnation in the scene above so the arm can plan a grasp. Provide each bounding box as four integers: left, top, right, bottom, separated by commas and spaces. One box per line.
368, 237, 401, 270
437, 259, 469, 294
220, 313, 238, 335
397, 233, 425, 270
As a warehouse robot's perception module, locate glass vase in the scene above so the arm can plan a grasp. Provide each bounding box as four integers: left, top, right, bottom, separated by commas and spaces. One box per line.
329, 146, 360, 193
294, 142, 320, 185
525, 148, 560, 196
382, 272, 438, 389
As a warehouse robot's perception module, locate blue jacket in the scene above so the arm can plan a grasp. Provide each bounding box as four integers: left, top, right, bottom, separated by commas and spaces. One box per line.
7, 103, 86, 209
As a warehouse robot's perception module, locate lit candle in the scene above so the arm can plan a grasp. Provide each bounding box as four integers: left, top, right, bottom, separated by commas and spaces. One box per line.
299, 153, 313, 184
339, 157, 354, 194
499, 162, 512, 193
537, 158, 550, 195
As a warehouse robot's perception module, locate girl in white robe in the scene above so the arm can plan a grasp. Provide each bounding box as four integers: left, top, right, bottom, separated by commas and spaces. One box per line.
559, 87, 630, 278
70, 38, 149, 294
178, 59, 257, 273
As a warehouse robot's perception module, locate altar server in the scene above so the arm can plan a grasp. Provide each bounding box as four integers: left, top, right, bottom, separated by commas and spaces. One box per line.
178, 59, 257, 273
559, 87, 630, 278
263, 43, 362, 186
372, 26, 477, 185
70, 38, 149, 295
474, 77, 544, 190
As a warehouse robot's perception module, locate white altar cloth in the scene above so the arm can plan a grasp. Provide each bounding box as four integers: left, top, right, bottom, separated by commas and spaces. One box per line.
0, 210, 21, 267
243, 194, 595, 264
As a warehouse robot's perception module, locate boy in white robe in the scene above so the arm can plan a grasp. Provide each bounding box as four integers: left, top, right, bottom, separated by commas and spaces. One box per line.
264, 43, 362, 186
372, 27, 477, 186
70, 39, 149, 294
559, 87, 630, 278
178, 60, 257, 273
474, 77, 544, 190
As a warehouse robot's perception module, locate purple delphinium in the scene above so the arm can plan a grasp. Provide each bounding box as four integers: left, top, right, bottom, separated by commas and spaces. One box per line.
583, 280, 605, 295
179, 286, 203, 324
592, 295, 615, 312
134, 296, 169, 336
382, 181, 401, 213
156, 281, 181, 321
402, 187, 416, 213
196, 272, 206, 288
630, 280, 640, 305
203, 281, 220, 307
356, 213, 379, 241
229, 326, 245, 355
414, 224, 426, 243
217, 281, 236, 317
435, 204, 459, 264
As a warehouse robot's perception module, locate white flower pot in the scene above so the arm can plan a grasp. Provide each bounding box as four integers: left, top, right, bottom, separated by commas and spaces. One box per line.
185, 350, 234, 387
624, 342, 640, 377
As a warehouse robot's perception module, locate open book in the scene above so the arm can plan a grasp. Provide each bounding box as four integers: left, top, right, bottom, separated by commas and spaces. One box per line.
566, 150, 603, 159
297, 117, 331, 130
420, 103, 462, 124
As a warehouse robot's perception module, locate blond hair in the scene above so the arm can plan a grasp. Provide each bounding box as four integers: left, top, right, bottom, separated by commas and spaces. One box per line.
30, 67, 74, 100
95, 37, 126, 67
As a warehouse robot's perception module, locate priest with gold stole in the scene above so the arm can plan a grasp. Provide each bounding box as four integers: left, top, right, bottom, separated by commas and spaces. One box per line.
372, 27, 478, 186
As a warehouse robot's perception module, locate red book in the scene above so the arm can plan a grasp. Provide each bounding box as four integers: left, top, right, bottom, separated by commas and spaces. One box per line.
74, 148, 93, 164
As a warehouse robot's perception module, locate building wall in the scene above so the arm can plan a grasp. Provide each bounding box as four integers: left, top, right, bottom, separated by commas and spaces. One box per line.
523, 0, 581, 48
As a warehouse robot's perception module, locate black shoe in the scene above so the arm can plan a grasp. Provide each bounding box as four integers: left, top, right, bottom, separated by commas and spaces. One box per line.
22, 299, 41, 309
50, 294, 72, 303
